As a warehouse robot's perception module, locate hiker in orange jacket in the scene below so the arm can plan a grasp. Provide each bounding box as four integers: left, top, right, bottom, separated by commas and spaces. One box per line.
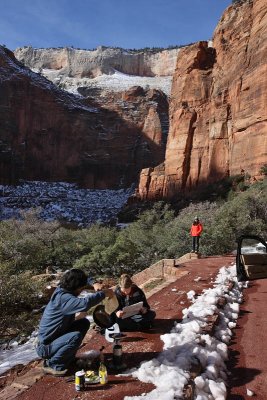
190, 216, 203, 253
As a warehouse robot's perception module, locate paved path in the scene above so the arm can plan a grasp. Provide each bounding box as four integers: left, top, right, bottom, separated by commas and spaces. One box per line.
227, 278, 267, 399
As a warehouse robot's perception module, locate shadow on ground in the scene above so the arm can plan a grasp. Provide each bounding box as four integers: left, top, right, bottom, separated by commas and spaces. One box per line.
228, 367, 261, 388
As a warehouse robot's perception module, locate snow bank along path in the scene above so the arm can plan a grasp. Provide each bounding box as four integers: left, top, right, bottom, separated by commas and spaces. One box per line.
124, 265, 245, 400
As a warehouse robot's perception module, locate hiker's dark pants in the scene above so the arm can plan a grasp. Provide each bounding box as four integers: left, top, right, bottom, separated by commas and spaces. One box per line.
115, 310, 156, 332
192, 236, 200, 252
36, 318, 90, 371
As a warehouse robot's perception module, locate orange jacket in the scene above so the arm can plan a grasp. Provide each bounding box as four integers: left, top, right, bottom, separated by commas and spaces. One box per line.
190, 223, 203, 237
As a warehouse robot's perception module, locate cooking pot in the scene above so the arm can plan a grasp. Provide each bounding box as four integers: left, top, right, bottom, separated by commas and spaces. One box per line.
93, 305, 115, 329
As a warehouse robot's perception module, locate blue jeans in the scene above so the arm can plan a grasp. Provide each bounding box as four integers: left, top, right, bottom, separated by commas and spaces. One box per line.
36, 318, 90, 371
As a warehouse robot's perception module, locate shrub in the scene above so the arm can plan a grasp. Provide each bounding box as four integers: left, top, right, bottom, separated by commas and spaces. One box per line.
0, 209, 60, 274
259, 164, 267, 176
0, 267, 43, 341
0, 209, 87, 273
118, 202, 174, 269
204, 186, 267, 255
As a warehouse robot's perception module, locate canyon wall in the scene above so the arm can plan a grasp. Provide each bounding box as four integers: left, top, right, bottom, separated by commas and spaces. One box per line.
0, 47, 168, 187
14, 46, 180, 78
2, 0, 266, 196
14, 46, 180, 96
137, 0, 267, 200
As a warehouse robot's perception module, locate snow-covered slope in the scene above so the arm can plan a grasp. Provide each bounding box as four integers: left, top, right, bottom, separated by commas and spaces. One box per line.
0, 181, 134, 226
42, 69, 174, 96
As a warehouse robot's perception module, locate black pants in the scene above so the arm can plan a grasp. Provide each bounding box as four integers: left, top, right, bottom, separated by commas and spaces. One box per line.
115, 310, 156, 332
192, 236, 200, 252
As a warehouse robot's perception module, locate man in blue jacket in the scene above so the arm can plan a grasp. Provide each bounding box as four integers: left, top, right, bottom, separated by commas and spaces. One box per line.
36, 269, 114, 376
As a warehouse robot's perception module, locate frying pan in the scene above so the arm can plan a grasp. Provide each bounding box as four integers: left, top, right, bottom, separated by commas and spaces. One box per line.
93, 305, 115, 329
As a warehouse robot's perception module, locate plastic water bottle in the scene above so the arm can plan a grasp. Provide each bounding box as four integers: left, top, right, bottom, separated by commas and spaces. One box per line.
98, 361, 108, 384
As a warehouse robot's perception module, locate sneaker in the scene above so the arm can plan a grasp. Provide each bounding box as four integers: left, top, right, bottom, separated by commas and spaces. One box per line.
42, 365, 68, 376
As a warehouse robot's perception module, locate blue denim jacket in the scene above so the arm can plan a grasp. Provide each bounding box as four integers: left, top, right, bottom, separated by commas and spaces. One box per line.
38, 287, 105, 344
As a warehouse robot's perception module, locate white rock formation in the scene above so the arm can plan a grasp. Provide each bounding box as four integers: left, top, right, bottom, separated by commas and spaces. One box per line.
15, 46, 181, 96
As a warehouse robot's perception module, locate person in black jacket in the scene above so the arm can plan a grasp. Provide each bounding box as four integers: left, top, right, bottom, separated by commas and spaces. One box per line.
113, 274, 156, 331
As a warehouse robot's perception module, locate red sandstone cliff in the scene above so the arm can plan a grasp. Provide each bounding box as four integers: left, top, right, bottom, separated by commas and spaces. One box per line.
0, 47, 167, 187
137, 0, 267, 200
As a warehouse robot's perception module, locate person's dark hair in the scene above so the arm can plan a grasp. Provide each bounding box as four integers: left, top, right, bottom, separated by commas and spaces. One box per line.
60, 269, 87, 292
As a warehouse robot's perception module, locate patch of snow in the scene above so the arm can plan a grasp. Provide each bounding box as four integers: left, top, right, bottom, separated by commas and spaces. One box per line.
0, 180, 134, 226
124, 265, 246, 400
0, 332, 39, 375
41, 69, 173, 96
186, 290, 196, 300
208, 40, 213, 48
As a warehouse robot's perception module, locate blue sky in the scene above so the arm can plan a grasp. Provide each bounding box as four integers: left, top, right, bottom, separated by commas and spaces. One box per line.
0, 0, 232, 50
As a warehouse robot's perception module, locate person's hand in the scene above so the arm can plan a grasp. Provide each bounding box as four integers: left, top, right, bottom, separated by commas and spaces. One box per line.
116, 310, 124, 318
93, 282, 103, 291
140, 306, 148, 314
75, 311, 87, 320
103, 288, 115, 299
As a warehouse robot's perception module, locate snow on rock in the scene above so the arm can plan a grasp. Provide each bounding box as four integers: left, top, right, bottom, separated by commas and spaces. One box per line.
15, 46, 181, 96
124, 265, 246, 400
0, 47, 98, 114
0, 180, 134, 226
59, 70, 174, 96
0, 332, 39, 376
246, 388, 255, 396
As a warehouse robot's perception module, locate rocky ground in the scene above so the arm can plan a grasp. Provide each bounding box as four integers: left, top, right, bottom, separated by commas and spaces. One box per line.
0, 181, 134, 226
